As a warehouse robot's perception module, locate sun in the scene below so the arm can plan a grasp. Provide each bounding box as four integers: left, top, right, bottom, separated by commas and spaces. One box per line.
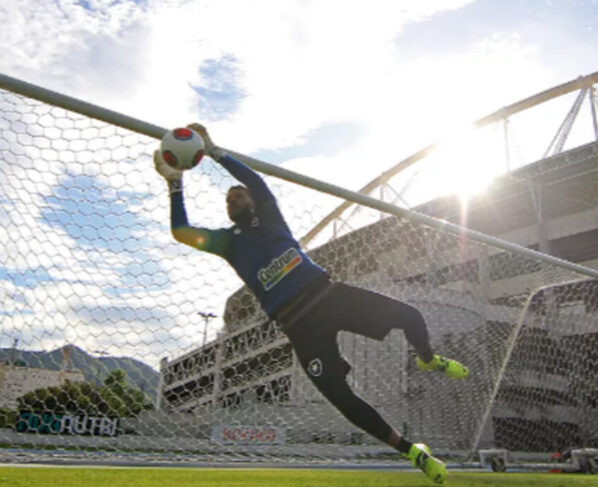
415, 124, 508, 204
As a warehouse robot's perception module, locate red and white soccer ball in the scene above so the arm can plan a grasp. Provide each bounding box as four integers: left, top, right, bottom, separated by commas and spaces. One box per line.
160, 127, 205, 170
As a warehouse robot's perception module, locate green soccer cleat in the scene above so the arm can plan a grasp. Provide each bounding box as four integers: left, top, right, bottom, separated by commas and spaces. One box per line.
417, 354, 469, 379
406, 442, 447, 484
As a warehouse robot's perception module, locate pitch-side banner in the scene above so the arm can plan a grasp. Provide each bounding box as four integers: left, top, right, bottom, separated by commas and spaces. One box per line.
16, 411, 119, 436
211, 425, 285, 445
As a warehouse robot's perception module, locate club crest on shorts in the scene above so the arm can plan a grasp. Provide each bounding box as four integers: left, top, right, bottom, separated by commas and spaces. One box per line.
307, 358, 323, 377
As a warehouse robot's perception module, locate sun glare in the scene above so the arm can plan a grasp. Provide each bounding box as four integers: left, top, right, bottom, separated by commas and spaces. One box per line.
417, 124, 508, 204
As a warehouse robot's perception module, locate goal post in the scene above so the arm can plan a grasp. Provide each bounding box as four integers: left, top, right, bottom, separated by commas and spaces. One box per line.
469, 277, 598, 458
1, 73, 598, 466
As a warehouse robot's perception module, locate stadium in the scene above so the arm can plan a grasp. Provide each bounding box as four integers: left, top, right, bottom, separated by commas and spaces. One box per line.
1, 66, 598, 484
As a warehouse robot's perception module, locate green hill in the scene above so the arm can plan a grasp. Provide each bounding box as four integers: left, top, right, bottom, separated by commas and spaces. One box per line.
0, 345, 159, 401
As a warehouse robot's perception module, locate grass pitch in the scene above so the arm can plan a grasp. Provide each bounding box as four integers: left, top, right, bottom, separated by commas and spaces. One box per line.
1, 467, 597, 487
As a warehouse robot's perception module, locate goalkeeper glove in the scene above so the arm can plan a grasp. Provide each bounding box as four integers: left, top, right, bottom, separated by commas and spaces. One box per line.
186, 123, 226, 161
154, 150, 183, 194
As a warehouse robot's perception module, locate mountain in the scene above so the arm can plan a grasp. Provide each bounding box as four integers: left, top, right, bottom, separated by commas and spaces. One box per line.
0, 345, 159, 401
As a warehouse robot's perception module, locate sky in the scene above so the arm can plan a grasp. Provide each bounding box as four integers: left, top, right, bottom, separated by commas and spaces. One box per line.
1, 0, 597, 370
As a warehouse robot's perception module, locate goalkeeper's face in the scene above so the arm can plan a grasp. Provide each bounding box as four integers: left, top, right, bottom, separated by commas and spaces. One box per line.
226, 187, 256, 222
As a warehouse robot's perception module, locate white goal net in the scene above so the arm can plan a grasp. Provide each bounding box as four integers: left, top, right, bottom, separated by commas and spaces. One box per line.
1, 82, 597, 465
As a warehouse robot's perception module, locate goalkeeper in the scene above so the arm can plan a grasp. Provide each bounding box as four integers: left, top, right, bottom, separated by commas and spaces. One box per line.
154, 123, 468, 485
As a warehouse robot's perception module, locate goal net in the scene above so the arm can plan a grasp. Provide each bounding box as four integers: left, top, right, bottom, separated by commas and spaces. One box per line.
1, 83, 597, 465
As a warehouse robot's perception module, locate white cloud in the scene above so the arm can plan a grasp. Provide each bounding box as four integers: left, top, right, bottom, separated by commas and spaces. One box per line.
1, 0, 479, 146
0, 1, 144, 73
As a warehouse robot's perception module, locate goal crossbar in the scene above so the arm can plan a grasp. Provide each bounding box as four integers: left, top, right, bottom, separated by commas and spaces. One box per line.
1, 72, 597, 281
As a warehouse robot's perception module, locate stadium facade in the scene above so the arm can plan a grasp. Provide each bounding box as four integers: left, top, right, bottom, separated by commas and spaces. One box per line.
157, 141, 598, 451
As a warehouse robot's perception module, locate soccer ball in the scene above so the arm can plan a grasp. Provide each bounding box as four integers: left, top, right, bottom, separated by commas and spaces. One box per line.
160, 127, 205, 170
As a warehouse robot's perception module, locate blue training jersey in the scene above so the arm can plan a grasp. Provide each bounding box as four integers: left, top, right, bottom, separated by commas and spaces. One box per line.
170, 154, 327, 317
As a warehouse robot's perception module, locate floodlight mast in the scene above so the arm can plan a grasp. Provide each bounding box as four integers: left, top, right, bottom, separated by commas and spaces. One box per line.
198, 312, 217, 347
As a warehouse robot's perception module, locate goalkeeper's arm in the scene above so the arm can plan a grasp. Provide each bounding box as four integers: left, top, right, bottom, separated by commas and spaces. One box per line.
153, 150, 227, 255
187, 123, 275, 205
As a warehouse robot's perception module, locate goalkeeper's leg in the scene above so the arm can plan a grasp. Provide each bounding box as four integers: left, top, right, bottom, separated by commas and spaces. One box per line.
332, 283, 468, 379
288, 329, 446, 484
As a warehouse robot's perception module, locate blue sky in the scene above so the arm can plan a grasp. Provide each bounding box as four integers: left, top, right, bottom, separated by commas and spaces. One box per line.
192, 55, 246, 121
41, 173, 150, 253
1, 0, 597, 366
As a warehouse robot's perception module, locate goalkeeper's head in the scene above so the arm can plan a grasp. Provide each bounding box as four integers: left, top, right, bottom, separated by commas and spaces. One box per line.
226, 185, 256, 224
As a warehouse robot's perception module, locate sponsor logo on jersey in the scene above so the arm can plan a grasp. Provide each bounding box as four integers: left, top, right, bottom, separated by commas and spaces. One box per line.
258, 248, 302, 291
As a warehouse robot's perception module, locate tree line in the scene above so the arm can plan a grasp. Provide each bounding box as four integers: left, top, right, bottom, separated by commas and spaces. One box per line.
1, 369, 153, 428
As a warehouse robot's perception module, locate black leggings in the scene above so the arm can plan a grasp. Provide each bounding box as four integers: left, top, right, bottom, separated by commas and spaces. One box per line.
284, 282, 433, 445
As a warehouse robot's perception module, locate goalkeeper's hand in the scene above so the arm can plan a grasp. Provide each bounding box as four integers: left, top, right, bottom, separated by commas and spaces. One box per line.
186, 123, 226, 161
154, 150, 184, 194
154, 150, 183, 181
